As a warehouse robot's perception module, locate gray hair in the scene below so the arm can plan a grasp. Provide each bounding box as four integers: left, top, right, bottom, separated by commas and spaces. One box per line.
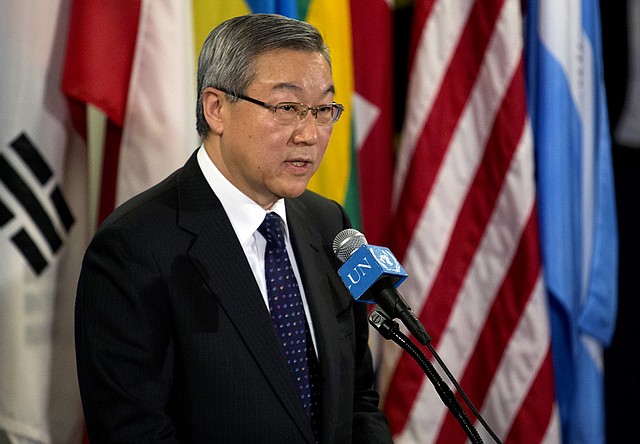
195, 13, 331, 139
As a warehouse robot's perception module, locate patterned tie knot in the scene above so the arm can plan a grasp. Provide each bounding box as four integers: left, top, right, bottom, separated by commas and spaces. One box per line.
258, 212, 286, 249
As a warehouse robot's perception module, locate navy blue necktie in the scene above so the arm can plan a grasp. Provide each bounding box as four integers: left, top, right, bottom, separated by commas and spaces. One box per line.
258, 212, 321, 441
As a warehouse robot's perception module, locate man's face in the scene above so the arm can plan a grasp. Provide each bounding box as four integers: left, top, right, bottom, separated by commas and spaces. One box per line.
211, 49, 336, 209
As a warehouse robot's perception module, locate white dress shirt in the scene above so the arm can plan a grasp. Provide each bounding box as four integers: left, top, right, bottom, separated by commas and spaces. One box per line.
196, 146, 318, 352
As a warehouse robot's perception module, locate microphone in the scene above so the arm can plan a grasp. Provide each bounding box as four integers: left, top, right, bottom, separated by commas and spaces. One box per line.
332, 229, 430, 345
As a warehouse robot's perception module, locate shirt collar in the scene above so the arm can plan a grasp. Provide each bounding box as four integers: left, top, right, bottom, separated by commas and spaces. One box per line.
196, 146, 289, 244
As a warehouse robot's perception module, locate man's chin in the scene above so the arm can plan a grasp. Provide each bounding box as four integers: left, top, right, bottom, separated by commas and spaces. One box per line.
277, 180, 313, 199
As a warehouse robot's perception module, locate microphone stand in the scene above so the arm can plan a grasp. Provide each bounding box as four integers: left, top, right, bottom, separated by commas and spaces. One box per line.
369, 310, 484, 444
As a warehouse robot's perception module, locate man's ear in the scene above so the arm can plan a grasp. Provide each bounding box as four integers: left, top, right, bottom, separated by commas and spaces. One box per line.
202, 87, 225, 135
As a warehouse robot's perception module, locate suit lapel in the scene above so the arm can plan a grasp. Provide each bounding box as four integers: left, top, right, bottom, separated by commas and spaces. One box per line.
175, 155, 315, 441
286, 199, 344, 443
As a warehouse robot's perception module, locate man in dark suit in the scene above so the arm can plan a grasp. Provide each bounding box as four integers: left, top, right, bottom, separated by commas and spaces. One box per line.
75, 13, 393, 443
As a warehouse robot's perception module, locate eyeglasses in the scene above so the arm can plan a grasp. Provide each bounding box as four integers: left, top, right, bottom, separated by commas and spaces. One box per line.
216, 87, 345, 126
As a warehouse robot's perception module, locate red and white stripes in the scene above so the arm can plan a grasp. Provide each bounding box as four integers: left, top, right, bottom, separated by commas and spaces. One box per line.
375, 1, 561, 442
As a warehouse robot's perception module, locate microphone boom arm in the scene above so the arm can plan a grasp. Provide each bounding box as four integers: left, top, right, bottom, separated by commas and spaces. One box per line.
369, 310, 484, 444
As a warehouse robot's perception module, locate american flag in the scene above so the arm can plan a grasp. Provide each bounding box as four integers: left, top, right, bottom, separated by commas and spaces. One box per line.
373, 0, 562, 442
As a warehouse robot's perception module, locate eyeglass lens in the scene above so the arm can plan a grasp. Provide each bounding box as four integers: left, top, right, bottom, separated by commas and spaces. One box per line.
273, 103, 341, 125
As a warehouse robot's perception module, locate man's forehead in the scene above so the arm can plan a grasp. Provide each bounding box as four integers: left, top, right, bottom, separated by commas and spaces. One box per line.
249, 50, 334, 94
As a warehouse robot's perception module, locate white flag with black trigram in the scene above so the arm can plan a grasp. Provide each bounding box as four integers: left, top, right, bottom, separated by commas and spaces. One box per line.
0, 1, 87, 442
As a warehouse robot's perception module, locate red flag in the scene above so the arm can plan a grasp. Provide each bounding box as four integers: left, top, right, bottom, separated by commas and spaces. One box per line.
350, 0, 394, 246
62, 0, 141, 223
374, 1, 561, 442
62, 0, 196, 225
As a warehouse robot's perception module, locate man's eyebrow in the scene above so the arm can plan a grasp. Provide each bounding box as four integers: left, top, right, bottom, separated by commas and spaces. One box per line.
272, 83, 300, 93
272, 83, 336, 96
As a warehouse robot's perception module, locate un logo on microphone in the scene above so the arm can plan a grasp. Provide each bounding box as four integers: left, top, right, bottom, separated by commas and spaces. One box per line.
370, 246, 403, 273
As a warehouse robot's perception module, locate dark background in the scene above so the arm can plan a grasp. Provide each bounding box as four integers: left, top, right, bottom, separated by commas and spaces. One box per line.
601, 2, 639, 442
392, 2, 639, 441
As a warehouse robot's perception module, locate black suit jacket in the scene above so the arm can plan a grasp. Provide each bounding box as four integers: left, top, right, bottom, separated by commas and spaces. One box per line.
75, 151, 393, 443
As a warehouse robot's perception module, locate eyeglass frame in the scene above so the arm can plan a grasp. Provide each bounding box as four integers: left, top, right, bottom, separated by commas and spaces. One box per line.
215, 86, 345, 125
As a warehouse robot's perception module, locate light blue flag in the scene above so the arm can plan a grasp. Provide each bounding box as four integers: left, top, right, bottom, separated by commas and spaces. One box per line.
525, 1, 618, 443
